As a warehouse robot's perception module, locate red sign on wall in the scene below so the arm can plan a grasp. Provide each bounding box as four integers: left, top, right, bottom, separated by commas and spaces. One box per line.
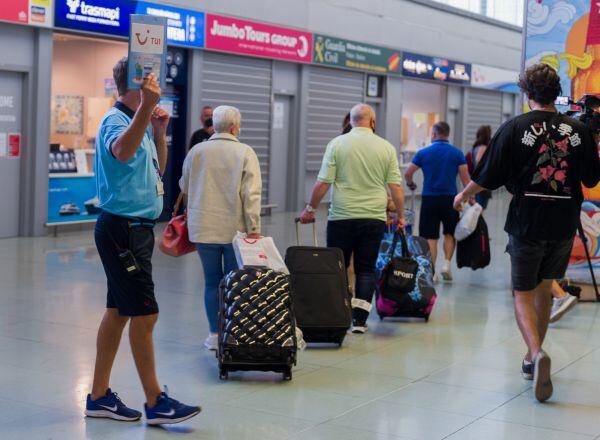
8, 134, 21, 158
587, 1, 600, 46
205, 14, 312, 63
0, 0, 28, 24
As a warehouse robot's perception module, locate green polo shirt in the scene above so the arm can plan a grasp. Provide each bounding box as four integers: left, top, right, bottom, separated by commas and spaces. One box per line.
317, 127, 402, 222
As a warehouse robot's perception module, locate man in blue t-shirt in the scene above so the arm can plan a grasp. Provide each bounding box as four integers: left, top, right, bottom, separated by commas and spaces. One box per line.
404, 122, 470, 282
86, 58, 200, 426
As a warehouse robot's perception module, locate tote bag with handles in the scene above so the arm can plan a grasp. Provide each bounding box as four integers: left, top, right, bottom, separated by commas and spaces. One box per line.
378, 229, 419, 303
159, 193, 196, 257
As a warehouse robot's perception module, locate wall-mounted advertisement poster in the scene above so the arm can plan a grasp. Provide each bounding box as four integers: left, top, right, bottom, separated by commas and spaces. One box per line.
401, 51, 471, 85
48, 176, 100, 224
52, 95, 84, 135
524, 0, 600, 286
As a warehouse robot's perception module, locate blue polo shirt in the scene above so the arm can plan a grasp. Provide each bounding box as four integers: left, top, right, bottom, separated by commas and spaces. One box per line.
94, 102, 163, 220
412, 140, 467, 196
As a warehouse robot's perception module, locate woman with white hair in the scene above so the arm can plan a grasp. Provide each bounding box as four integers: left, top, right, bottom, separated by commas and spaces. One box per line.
180, 105, 262, 350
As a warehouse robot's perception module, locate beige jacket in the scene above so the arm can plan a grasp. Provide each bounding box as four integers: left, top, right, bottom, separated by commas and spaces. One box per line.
179, 133, 262, 244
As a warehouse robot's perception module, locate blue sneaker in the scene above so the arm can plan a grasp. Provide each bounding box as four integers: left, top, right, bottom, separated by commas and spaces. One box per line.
144, 387, 201, 425
85, 389, 142, 421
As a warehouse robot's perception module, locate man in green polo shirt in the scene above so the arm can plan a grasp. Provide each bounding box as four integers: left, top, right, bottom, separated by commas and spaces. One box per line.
300, 103, 405, 333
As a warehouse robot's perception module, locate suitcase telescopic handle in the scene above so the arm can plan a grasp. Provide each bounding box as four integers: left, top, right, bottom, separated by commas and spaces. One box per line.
294, 218, 318, 247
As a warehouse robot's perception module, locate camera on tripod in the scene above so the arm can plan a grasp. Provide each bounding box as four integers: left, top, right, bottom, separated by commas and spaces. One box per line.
557, 94, 600, 134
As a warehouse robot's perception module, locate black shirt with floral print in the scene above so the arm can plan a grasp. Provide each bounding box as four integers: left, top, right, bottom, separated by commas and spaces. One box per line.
472, 110, 600, 241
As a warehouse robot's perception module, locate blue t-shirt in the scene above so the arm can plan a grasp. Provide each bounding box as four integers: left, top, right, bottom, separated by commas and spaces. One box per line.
412, 140, 467, 196
94, 104, 163, 220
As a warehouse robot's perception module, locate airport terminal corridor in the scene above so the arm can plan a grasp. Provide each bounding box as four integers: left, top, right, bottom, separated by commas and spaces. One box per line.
1, 197, 600, 440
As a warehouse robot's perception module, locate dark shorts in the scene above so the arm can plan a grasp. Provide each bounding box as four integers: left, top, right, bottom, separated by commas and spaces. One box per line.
419, 196, 459, 240
506, 234, 575, 292
95, 212, 159, 316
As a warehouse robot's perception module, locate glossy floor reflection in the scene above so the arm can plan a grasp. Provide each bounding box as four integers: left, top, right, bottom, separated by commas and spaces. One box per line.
1, 195, 600, 439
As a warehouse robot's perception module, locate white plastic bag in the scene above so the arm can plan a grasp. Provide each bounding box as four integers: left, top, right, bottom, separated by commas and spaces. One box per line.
232, 232, 289, 274
454, 202, 483, 242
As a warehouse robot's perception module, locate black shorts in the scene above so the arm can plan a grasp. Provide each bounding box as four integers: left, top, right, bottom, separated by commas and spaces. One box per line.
506, 234, 574, 292
95, 212, 159, 316
419, 196, 459, 240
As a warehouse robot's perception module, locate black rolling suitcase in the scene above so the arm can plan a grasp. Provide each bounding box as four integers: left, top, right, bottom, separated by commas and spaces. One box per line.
285, 219, 352, 345
217, 267, 297, 381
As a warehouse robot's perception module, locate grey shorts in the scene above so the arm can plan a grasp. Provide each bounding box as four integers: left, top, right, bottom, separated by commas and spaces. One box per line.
506, 235, 574, 292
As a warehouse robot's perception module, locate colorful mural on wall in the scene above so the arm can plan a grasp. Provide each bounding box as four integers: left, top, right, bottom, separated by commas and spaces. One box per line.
525, 0, 597, 101
525, 0, 600, 285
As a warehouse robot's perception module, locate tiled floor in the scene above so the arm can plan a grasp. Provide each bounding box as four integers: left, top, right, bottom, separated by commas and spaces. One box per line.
1, 196, 600, 439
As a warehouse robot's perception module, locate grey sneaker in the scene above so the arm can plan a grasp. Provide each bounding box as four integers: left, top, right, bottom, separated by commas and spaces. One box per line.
550, 294, 578, 323
441, 261, 453, 282
533, 351, 553, 402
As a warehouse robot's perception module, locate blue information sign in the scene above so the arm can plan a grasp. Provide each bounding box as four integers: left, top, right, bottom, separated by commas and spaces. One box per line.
401, 51, 471, 85
135, 2, 204, 48
54, 0, 205, 48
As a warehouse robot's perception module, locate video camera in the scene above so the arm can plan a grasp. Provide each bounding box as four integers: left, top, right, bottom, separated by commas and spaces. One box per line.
557, 94, 600, 134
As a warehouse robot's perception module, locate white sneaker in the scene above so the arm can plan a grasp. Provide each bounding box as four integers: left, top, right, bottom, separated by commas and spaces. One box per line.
550, 294, 578, 323
441, 260, 453, 282
204, 333, 218, 351
351, 321, 368, 334
433, 273, 440, 284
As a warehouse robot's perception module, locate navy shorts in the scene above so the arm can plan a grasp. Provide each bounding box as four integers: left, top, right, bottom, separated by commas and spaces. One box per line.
419, 196, 460, 240
507, 234, 574, 292
95, 212, 159, 316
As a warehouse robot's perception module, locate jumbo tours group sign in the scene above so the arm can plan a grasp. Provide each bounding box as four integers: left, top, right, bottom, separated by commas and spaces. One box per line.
205, 14, 313, 63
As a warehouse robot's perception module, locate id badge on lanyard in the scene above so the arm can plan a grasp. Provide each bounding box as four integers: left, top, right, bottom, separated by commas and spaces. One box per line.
153, 158, 164, 196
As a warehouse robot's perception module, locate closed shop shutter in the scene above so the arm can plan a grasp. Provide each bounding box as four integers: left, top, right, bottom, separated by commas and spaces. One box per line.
201, 52, 272, 200
306, 66, 364, 171
464, 88, 503, 148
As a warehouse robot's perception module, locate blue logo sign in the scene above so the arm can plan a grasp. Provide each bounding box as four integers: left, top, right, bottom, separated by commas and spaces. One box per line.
54, 0, 205, 48
135, 2, 204, 48
55, 0, 134, 36
402, 51, 471, 85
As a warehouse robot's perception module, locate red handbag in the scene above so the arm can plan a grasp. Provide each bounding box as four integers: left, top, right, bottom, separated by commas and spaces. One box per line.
159, 193, 196, 257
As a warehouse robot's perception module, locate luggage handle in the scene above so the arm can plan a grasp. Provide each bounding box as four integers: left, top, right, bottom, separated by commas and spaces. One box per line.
294, 218, 318, 247
390, 229, 411, 259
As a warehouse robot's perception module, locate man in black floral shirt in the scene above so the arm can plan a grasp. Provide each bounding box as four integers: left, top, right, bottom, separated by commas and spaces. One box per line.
454, 64, 600, 402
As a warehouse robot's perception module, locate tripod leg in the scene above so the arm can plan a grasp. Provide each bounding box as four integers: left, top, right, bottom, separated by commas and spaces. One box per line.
578, 222, 600, 302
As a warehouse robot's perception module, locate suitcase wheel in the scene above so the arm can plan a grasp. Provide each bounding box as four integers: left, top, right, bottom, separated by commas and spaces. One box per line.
424, 316, 429, 323
219, 368, 229, 380
283, 367, 292, 381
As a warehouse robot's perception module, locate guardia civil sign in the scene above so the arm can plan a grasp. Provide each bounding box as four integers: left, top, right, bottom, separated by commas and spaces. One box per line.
313, 34, 401, 75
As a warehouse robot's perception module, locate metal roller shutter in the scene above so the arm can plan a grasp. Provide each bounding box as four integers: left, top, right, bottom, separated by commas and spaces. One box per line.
464, 89, 503, 148
201, 52, 272, 199
306, 66, 364, 171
